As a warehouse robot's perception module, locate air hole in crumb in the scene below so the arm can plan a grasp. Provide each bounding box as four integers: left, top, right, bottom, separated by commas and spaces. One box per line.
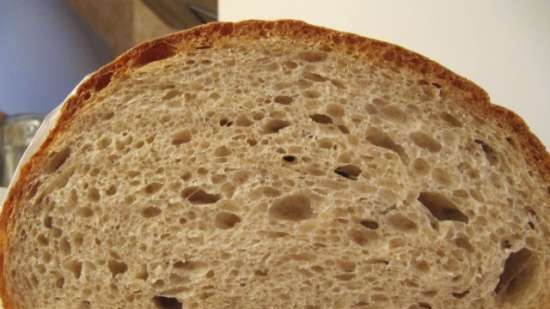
52, 227, 62, 238
56, 276, 65, 288
298, 51, 327, 62
60, 238, 71, 255
452, 290, 469, 299
263, 187, 281, 197
27, 181, 40, 199
366, 127, 408, 163
412, 158, 430, 175
215, 211, 241, 229
142, 207, 161, 218
431, 168, 453, 186
365, 104, 378, 114
304, 72, 327, 82
495, 248, 539, 304
171, 130, 192, 145
297, 79, 312, 88
47, 147, 71, 172
73, 233, 84, 247
146, 135, 156, 144
208, 92, 222, 100
125, 195, 136, 205
135, 266, 149, 280
163, 89, 181, 100
37, 234, 49, 246
134, 140, 145, 149
318, 138, 332, 149
153, 279, 165, 288
475, 139, 498, 165
105, 185, 117, 196
214, 146, 231, 156
326, 103, 345, 117
65, 260, 82, 279
96, 136, 111, 150
219, 118, 233, 127
417, 302, 433, 309
173, 260, 204, 271
410, 132, 441, 153
95, 70, 113, 92
303, 90, 321, 99
337, 260, 356, 272
269, 193, 313, 221
336, 274, 355, 281
88, 187, 100, 202
380, 105, 407, 122
235, 114, 253, 126
153, 296, 183, 309
211, 174, 226, 184
310, 113, 333, 124
44, 216, 52, 228
263, 119, 290, 134
454, 236, 474, 251
505, 137, 516, 148
77, 207, 94, 217
43, 251, 52, 263
282, 61, 298, 69
360, 220, 379, 230
181, 187, 221, 204
252, 111, 264, 121
372, 98, 388, 106
348, 228, 377, 246
274, 95, 293, 105
441, 112, 462, 127
386, 213, 417, 232
337, 125, 350, 134
334, 164, 361, 180
108, 260, 128, 277
144, 182, 163, 194
418, 192, 469, 223
134, 42, 176, 67
331, 79, 345, 89
79, 301, 91, 309
264, 62, 279, 71
254, 269, 268, 276
414, 260, 430, 272
283, 155, 297, 163
89, 168, 100, 177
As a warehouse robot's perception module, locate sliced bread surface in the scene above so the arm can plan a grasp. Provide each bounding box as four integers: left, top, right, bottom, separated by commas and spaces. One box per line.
0, 20, 549, 309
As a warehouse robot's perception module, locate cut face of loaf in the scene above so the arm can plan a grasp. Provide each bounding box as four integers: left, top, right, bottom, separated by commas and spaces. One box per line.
0, 21, 549, 309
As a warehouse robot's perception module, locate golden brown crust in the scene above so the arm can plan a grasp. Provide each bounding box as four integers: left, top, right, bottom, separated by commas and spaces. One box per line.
0, 20, 548, 309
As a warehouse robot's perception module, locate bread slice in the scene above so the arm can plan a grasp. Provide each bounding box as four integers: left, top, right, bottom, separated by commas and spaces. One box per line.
0, 20, 548, 309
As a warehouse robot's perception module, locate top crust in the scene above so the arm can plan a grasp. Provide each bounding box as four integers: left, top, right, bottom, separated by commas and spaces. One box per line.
0, 20, 548, 309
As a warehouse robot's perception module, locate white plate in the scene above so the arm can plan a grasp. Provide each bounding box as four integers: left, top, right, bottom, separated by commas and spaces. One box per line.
0, 187, 6, 207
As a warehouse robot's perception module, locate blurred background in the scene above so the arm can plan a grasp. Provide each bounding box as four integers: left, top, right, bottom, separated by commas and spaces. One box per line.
0, 0, 216, 115
0, 0, 548, 187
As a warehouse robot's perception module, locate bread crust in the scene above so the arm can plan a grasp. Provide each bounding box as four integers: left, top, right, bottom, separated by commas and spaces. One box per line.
0, 20, 547, 309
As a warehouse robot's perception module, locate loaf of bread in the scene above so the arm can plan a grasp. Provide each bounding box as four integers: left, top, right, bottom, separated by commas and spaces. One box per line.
0, 20, 548, 309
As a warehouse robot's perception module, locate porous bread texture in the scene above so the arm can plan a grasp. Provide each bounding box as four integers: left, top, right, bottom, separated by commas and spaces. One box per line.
1, 20, 549, 309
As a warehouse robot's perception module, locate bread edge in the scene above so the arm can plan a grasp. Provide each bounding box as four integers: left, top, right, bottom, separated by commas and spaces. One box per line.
0, 20, 548, 309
